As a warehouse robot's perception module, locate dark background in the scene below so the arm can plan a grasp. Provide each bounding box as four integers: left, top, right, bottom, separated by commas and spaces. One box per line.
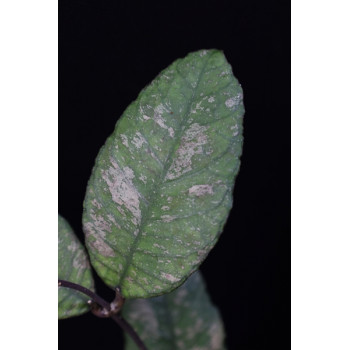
58, 0, 290, 349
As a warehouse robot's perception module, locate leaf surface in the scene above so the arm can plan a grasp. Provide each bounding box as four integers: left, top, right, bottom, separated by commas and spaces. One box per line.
58, 214, 95, 319
123, 272, 226, 350
83, 49, 244, 297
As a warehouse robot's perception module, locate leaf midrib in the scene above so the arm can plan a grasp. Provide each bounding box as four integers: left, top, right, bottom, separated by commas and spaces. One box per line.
118, 53, 213, 289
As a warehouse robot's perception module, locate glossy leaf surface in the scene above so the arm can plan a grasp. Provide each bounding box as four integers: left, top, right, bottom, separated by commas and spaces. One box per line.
123, 272, 226, 350
58, 214, 95, 319
83, 49, 244, 297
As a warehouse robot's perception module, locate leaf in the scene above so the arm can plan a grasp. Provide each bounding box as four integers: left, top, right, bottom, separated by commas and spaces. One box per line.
83, 49, 244, 298
123, 271, 226, 350
58, 214, 95, 319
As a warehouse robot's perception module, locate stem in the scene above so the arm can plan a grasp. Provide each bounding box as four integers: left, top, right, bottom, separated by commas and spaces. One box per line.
58, 279, 148, 350
58, 279, 110, 310
110, 314, 148, 350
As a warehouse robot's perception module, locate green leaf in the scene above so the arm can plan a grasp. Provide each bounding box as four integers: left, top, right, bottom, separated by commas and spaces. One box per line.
58, 214, 95, 319
83, 49, 244, 298
123, 271, 226, 350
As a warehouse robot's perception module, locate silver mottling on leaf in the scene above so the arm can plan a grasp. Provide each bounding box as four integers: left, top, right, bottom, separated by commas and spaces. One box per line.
225, 93, 242, 109
165, 123, 208, 180
131, 132, 146, 149
84, 223, 116, 257
102, 160, 141, 225
139, 174, 147, 184
121, 134, 129, 147
153, 104, 175, 138
92, 199, 102, 209
67, 240, 79, 252
161, 272, 180, 283
189, 184, 213, 196
161, 215, 176, 223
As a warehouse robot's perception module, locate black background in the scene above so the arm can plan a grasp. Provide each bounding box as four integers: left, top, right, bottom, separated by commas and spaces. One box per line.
58, 0, 290, 349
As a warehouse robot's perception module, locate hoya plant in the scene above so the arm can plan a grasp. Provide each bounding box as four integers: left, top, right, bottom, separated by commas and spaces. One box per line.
58, 49, 244, 349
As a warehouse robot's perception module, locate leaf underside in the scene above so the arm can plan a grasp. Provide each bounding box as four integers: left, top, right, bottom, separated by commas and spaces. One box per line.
58, 214, 95, 319
123, 271, 226, 350
83, 49, 244, 298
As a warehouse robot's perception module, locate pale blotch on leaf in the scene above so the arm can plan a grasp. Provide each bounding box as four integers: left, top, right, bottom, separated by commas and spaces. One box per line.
188, 184, 213, 197
165, 123, 209, 181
